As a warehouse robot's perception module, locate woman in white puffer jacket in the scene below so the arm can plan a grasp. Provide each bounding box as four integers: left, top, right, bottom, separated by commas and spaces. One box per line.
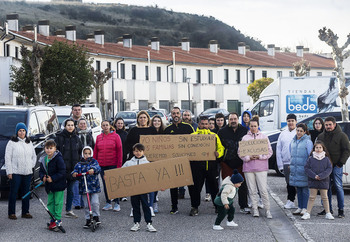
5, 123, 36, 220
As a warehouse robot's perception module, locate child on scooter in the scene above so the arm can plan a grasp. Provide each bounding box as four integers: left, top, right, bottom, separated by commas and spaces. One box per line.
72, 146, 101, 229
39, 140, 66, 231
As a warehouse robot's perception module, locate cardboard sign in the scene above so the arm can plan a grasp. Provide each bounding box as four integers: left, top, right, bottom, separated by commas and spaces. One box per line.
140, 134, 216, 161
104, 157, 193, 199
239, 138, 269, 156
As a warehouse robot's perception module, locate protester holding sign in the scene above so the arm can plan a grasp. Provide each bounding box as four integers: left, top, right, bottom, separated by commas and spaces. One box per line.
238, 116, 273, 218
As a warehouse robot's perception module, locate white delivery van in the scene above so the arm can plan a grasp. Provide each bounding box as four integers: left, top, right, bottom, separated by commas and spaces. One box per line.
250, 76, 350, 131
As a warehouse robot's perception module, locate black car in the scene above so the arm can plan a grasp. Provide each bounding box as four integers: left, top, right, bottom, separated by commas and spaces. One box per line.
197, 108, 229, 122
115, 111, 138, 130
0, 106, 60, 198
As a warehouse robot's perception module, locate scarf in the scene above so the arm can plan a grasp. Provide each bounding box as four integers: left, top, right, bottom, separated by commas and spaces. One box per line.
312, 151, 325, 160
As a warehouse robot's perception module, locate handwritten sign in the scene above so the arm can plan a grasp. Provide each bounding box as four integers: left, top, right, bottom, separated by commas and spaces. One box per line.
104, 157, 193, 199
239, 138, 269, 156
140, 134, 216, 161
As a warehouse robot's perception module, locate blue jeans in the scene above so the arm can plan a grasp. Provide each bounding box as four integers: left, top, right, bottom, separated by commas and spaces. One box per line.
72, 181, 84, 207
328, 166, 344, 210
8, 174, 32, 215
296, 186, 309, 209
148, 192, 155, 207
100, 166, 118, 204
66, 179, 75, 212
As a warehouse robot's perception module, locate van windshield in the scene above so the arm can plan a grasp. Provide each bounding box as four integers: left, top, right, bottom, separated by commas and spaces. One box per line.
0, 111, 27, 138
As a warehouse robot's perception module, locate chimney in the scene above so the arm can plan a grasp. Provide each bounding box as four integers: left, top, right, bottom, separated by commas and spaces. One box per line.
296, 45, 304, 57
238, 42, 246, 55
209, 40, 218, 54
86, 33, 94, 41
6, 13, 19, 31
267, 44, 275, 56
123, 34, 132, 48
275, 47, 281, 52
303, 47, 309, 54
151, 37, 160, 51
22, 25, 34, 32
38, 20, 50, 37
65, 25, 76, 42
116, 36, 123, 44
94, 30, 104, 45
246, 45, 250, 52
54, 29, 65, 38
181, 37, 190, 52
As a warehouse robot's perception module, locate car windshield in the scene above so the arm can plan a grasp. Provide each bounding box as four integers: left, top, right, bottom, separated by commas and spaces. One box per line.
147, 111, 164, 118
117, 112, 137, 119
202, 108, 219, 114
0, 111, 27, 138
57, 115, 70, 126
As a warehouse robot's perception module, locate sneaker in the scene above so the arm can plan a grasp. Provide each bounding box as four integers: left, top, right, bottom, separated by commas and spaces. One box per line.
318, 209, 333, 216
284, 200, 296, 209
240, 208, 250, 214
156, 194, 159, 202
65, 210, 78, 218
150, 206, 155, 217
253, 209, 259, 217
113, 203, 121, 212
48, 221, 57, 230
93, 216, 101, 225
266, 210, 272, 219
300, 208, 307, 215
121, 197, 128, 202
146, 223, 157, 232
102, 203, 112, 211
189, 207, 199, 216
325, 212, 335, 220
170, 207, 178, 215
213, 225, 224, 230
130, 208, 133, 217
301, 212, 310, 220
205, 193, 211, 202
338, 209, 345, 218
226, 220, 238, 227
292, 208, 302, 215
153, 202, 159, 213
130, 222, 140, 232
83, 219, 91, 229
258, 200, 264, 209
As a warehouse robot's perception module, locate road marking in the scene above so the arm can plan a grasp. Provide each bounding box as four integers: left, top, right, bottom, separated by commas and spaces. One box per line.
299, 222, 350, 226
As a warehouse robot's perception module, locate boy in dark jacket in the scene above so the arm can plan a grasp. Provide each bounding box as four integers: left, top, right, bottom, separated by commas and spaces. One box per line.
39, 140, 66, 231
72, 146, 101, 228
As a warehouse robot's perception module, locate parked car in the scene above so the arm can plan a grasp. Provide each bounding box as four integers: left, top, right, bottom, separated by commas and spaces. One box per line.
0, 106, 60, 198
197, 108, 229, 122
115, 111, 138, 130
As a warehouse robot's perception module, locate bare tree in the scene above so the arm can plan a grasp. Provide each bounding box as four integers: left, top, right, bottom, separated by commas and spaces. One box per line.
21, 44, 45, 105
92, 68, 111, 119
319, 27, 350, 121
293, 59, 311, 77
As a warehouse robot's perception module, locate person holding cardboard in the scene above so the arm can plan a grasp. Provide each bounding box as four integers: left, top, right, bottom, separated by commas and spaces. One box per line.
188, 116, 224, 216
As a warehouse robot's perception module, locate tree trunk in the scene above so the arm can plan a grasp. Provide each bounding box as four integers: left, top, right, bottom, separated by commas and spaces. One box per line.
100, 84, 106, 120
334, 55, 349, 121
95, 87, 100, 111
32, 65, 43, 105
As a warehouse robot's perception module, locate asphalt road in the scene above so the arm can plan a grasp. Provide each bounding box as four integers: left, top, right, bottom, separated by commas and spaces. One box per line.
0, 171, 348, 241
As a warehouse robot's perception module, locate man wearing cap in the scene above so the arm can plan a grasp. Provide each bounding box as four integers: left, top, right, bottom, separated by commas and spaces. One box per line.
276, 114, 297, 209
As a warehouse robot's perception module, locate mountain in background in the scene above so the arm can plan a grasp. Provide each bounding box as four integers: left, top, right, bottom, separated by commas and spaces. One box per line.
0, 1, 265, 50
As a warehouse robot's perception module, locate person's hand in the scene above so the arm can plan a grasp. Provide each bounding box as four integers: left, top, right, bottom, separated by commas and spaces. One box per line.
104, 175, 106, 181
43, 176, 47, 182
47, 176, 52, 183
7, 174, 12, 180
250, 155, 259, 160
224, 204, 229, 210
315, 175, 320, 180
215, 151, 219, 157
88, 169, 94, 175
72, 172, 77, 178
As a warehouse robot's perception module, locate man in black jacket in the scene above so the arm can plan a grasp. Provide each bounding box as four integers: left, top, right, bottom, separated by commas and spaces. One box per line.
164, 107, 194, 214
218, 112, 250, 214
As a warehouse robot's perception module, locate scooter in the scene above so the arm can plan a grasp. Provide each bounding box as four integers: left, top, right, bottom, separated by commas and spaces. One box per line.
22, 181, 66, 233
76, 172, 99, 232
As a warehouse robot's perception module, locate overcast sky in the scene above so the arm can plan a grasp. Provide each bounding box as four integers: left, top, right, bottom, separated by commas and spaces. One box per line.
27, 0, 350, 53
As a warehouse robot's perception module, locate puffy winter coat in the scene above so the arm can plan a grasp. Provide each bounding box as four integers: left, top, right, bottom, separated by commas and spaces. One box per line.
276, 128, 296, 170
289, 134, 313, 187
5, 137, 36, 175
238, 130, 273, 173
55, 129, 83, 180
214, 176, 238, 206
77, 129, 95, 149
39, 151, 67, 193
93, 131, 123, 168
122, 155, 150, 168
304, 154, 332, 189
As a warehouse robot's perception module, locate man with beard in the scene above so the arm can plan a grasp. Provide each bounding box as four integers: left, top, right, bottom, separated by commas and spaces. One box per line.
164, 107, 194, 214
182, 110, 198, 131
217, 112, 250, 214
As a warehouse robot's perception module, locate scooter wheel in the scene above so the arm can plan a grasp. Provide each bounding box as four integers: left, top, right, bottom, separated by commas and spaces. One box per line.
91, 220, 96, 232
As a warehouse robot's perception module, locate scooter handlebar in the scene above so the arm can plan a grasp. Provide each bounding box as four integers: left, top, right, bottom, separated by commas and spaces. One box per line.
22, 181, 44, 199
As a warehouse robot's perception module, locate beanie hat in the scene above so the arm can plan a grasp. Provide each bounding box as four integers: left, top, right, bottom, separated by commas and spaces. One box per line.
230, 169, 244, 184
15, 122, 28, 135
286, 113, 297, 121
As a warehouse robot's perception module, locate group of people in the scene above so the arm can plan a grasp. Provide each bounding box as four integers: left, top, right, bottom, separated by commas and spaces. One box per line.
4, 104, 349, 233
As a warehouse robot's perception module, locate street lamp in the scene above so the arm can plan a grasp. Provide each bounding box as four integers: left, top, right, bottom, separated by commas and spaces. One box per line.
110, 70, 116, 119
186, 77, 191, 112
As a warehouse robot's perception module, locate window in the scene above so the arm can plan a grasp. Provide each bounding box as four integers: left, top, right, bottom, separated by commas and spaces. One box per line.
145, 66, 149, 80
47, 110, 59, 133
96, 60, 100, 71
139, 100, 149, 110
170, 67, 174, 82
251, 100, 274, 117
15, 46, 19, 59
317, 72, 322, 76
277, 71, 282, 78
157, 66, 161, 82
196, 69, 201, 83
208, 70, 213, 84
262, 70, 267, 78
289, 71, 295, 77
28, 113, 39, 136
182, 68, 187, 82
306, 71, 310, 77
120, 63, 125, 79
236, 70, 240, 84
250, 70, 255, 83
36, 111, 50, 135
332, 72, 337, 76
107, 62, 111, 70
132, 64, 136, 80
6, 44, 10, 57
224, 69, 229, 84
345, 72, 350, 76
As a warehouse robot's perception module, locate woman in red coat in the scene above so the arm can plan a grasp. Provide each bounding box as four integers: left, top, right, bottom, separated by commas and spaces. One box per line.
93, 120, 123, 211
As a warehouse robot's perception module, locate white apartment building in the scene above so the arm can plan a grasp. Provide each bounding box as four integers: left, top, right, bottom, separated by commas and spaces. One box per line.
0, 14, 335, 117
